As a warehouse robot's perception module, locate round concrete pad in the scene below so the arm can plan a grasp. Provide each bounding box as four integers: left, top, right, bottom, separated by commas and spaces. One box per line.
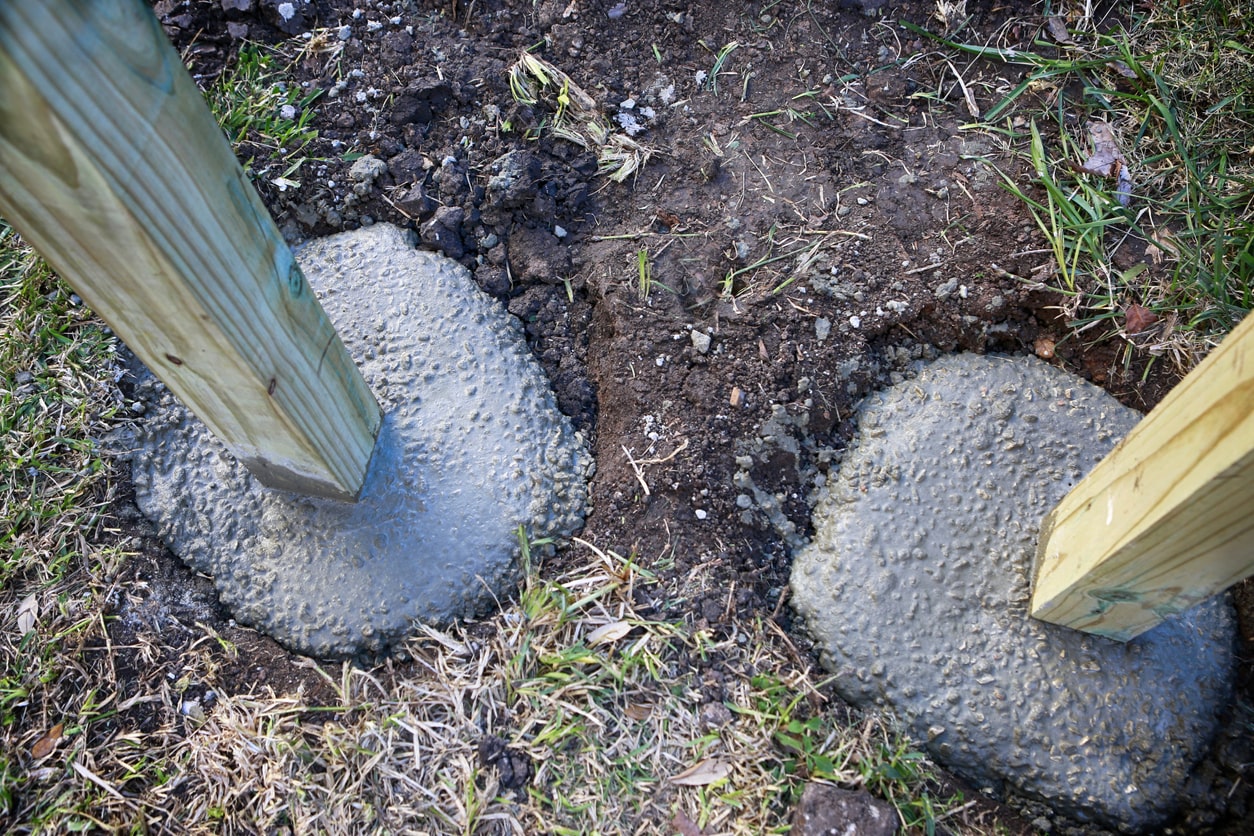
791, 354, 1236, 832
133, 224, 591, 659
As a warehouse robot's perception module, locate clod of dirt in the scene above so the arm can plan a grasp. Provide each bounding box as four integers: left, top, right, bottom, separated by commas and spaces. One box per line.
419, 205, 467, 259
488, 150, 543, 209
477, 734, 534, 792
791, 783, 898, 836
508, 223, 572, 284
791, 353, 1236, 832
132, 224, 591, 659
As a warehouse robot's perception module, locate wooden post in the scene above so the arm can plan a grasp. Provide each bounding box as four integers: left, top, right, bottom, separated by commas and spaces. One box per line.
0, 0, 381, 501
1031, 312, 1254, 640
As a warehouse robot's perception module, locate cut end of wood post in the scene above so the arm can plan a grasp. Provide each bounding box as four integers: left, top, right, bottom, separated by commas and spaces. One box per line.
240, 442, 379, 502
1029, 310, 1254, 641
1030, 505, 1164, 642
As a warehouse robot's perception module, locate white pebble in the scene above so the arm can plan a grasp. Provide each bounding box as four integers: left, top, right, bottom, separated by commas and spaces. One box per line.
695, 509, 708, 520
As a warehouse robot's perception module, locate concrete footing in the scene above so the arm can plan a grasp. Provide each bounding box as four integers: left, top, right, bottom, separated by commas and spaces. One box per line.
133, 224, 591, 659
791, 353, 1235, 832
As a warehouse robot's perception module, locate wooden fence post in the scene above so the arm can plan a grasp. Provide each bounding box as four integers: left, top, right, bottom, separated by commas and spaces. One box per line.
1031, 312, 1254, 640
0, 0, 381, 501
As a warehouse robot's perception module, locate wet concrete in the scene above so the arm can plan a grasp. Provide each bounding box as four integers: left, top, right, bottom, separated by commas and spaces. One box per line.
791, 353, 1236, 832
133, 224, 591, 659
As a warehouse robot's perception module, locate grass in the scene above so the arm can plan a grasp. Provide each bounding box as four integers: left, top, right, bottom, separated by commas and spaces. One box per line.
204, 41, 323, 188
701, 41, 741, 95
0, 219, 981, 831
507, 51, 653, 184
7, 5, 1252, 833
637, 247, 655, 301
0, 222, 121, 599
0, 222, 129, 831
1, 483, 990, 833
718, 224, 836, 300
916, 0, 1254, 372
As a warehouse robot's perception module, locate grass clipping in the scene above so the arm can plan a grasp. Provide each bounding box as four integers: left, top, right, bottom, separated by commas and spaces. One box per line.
508, 52, 652, 183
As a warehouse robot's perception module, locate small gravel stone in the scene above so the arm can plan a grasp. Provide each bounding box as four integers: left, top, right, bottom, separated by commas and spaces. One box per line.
348, 154, 388, 184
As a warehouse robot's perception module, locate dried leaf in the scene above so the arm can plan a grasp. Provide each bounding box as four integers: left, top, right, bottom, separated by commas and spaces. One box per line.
17, 594, 37, 636
587, 620, 633, 646
624, 702, 654, 721
1047, 16, 1075, 45
1108, 60, 1136, 79
1115, 168, 1134, 206
1124, 303, 1159, 334
1081, 121, 1120, 175
1148, 227, 1177, 264
669, 757, 732, 786
1080, 121, 1134, 207
656, 210, 681, 231
672, 809, 705, 836
31, 723, 63, 759
945, 59, 980, 118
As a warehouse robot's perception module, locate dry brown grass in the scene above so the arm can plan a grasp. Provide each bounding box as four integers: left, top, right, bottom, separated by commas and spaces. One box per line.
4, 519, 994, 834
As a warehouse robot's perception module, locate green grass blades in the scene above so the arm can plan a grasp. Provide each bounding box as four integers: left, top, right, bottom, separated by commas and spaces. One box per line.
205, 42, 321, 177
0, 222, 120, 588
944, 3, 1254, 372
1, 221, 129, 831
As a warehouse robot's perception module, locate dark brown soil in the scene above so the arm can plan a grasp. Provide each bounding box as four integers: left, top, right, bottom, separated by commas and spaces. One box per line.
99, 0, 1251, 832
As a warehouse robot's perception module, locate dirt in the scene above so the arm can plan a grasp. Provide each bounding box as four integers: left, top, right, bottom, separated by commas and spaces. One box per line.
96, 0, 1252, 831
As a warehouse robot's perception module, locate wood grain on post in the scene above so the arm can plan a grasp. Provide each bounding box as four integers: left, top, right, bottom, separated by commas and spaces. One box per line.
0, 0, 381, 501
1031, 312, 1254, 641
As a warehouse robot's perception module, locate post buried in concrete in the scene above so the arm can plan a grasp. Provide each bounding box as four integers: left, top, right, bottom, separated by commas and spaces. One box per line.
132, 225, 593, 658
790, 354, 1236, 831
1030, 311, 1254, 640
0, 0, 381, 500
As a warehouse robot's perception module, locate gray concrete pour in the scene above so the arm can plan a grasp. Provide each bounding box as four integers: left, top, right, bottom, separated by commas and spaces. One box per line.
133, 224, 591, 659
790, 353, 1236, 832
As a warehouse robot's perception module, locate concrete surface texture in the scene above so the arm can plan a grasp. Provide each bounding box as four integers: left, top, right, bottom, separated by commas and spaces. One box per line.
791, 353, 1236, 832
133, 223, 591, 659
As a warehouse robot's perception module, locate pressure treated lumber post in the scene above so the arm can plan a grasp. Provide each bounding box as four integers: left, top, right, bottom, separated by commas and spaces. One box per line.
1031, 312, 1254, 641
0, 0, 381, 501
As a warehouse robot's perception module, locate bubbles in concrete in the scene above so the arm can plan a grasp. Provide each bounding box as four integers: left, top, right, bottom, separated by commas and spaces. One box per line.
790, 353, 1236, 832
133, 224, 591, 659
